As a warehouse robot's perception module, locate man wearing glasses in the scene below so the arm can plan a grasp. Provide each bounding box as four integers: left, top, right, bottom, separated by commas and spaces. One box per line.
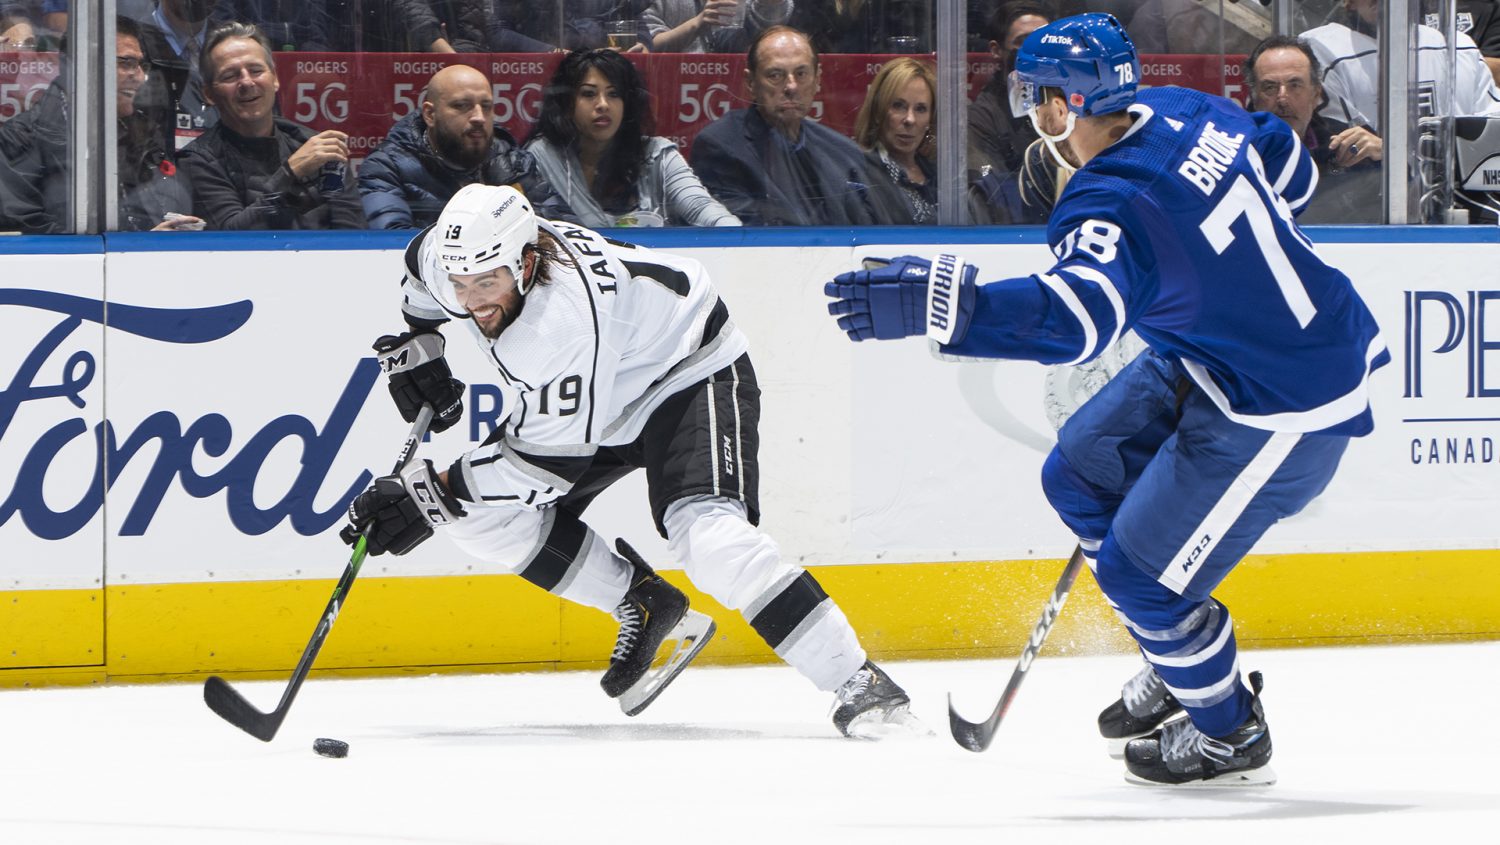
0, 16, 200, 232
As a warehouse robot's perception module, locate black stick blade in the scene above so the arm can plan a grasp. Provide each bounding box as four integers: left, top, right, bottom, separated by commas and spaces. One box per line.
203, 675, 284, 742
947, 694, 999, 753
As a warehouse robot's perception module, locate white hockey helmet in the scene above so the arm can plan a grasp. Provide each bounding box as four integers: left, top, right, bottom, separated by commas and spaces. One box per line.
433, 184, 540, 293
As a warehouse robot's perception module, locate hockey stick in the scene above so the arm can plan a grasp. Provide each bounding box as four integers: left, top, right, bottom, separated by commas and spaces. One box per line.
947, 544, 1086, 752
203, 404, 435, 741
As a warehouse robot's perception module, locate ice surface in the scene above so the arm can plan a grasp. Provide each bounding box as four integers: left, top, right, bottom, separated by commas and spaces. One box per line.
1, 642, 1495, 844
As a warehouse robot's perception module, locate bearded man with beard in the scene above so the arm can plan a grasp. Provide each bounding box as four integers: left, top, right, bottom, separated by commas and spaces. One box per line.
177, 20, 367, 229
359, 64, 574, 230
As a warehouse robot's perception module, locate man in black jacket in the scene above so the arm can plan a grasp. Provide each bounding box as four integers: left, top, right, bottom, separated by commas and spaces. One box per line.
0, 16, 201, 233
691, 25, 879, 226
358, 63, 570, 229
177, 21, 365, 229
1247, 34, 1381, 224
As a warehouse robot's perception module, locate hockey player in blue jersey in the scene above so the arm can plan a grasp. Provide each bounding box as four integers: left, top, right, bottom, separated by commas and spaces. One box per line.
825, 13, 1389, 785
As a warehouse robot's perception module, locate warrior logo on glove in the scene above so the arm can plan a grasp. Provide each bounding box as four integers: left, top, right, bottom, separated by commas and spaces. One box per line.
824, 254, 977, 345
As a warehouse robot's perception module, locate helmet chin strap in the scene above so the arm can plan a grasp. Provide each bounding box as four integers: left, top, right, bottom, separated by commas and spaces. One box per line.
1029, 109, 1080, 173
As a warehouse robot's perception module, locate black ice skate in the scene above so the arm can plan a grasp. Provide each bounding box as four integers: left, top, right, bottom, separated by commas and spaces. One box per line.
600, 539, 716, 716
831, 661, 924, 739
1123, 671, 1275, 787
1098, 663, 1185, 758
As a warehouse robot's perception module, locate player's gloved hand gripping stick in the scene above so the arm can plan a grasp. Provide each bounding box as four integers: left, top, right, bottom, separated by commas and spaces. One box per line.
203, 404, 436, 741
824, 254, 977, 345
374, 330, 465, 433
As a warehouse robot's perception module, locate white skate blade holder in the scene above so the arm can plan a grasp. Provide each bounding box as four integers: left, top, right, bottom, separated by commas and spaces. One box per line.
843, 704, 934, 741
1124, 766, 1278, 788
618, 610, 716, 717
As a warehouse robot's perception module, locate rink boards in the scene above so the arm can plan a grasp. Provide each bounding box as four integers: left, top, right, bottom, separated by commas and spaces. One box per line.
0, 228, 1496, 686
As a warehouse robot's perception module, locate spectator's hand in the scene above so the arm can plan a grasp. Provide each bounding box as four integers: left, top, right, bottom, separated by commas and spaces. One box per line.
287, 130, 350, 181
1328, 126, 1382, 168
152, 212, 206, 231
626, 42, 649, 53
700, 0, 738, 28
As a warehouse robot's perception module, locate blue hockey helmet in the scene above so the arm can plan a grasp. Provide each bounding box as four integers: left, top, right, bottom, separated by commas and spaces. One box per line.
1009, 13, 1140, 119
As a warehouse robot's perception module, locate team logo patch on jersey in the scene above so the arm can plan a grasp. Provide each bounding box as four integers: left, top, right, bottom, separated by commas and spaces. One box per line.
1070, 92, 1085, 108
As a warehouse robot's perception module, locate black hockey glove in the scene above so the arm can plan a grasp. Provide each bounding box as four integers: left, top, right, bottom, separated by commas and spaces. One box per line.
340, 460, 467, 556
373, 331, 464, 434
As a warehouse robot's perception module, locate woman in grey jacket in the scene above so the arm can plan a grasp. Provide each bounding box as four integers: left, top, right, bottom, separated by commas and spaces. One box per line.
525, 49, 740, 228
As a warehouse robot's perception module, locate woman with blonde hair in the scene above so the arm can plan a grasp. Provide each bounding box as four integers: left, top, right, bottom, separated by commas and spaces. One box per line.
853, 56, 937, 224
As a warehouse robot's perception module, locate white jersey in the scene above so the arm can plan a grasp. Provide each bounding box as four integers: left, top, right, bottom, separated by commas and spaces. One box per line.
399, 219, 749, 509
1303, 21, 1500, 130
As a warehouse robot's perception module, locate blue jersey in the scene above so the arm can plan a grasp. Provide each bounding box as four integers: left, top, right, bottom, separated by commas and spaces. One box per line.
948, 86, 1390, 435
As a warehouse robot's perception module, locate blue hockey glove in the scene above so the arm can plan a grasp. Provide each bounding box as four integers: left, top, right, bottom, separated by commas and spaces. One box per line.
824, 254, 977, 345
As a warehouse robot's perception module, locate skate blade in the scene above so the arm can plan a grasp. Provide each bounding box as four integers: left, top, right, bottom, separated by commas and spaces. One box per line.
618, 611, 716, 717
843, 705, 934, 741
1124, 765, 1278, 788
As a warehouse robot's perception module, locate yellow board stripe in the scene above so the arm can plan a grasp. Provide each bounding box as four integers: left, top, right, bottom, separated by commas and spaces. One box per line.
1, 549, 1497, 688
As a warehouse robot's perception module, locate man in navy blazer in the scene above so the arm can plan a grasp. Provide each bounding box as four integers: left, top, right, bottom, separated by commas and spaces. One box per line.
690, 25, 884, 226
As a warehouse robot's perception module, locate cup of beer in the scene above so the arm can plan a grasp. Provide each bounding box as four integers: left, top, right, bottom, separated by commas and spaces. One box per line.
606, 20, 639, 50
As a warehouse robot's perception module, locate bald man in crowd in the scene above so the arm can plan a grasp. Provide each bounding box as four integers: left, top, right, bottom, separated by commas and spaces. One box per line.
359, 63, 573, 229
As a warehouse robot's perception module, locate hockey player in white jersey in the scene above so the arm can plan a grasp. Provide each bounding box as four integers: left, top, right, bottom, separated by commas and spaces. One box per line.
1303, 0, 1500, 131
341, 183, 914, 736
826, 14, 1389, 783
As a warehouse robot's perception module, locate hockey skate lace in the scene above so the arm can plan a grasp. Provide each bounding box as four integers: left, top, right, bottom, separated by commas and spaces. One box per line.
1122, 664, 1163, 714
611, 602, 642, 662
836, 668, 873, 706
1158, 718, 1203, 764
1160, 719, 1236, 768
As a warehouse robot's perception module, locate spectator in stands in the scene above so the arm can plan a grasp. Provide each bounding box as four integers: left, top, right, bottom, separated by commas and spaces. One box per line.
492, 0, 652, 52
691, 25, 880, 225
0, 6, 38, 50
1125, 0, 1264, 55
359, 64, 571, 229
1452, 0, 1500, 85
968, 1, 1049, 183
525, 49, 739, 227
789, 0, 930, 54
0, 17, 201, 232
131, 0, 219, 151
1303, 0, 1500, 132
1247, 34, 1380, 224
206, 1, 340, 51
853, 56, 935, 224
965, 3, 1068, 226
177, 21, 365, 229
644, 0, 791, 53
397, 0, 489, 52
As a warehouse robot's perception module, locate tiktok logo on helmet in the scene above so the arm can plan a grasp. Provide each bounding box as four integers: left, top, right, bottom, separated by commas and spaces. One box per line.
1012, 13, 1140, 119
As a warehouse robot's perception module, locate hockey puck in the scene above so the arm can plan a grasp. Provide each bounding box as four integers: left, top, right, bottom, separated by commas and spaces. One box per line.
312, 738, 349, 758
